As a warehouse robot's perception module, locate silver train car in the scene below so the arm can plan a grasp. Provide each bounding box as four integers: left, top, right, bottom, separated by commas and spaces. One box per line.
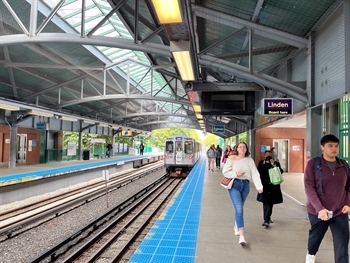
164, 135, 201, 177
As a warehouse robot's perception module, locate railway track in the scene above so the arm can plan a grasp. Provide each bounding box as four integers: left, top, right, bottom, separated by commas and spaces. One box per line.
0, 162, 164, 239
29, 176, 182, 263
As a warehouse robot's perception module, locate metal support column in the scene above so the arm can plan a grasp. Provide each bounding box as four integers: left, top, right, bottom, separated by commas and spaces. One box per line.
248, 129, 256, 160
9, 115, 18, 169
306, 106, 323, 160
78, 131, 82, 160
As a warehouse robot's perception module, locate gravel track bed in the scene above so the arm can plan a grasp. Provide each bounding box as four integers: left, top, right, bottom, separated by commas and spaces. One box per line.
0, 168, 166, 263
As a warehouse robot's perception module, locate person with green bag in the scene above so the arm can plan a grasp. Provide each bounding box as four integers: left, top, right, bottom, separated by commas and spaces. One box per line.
257, 150, 284, 227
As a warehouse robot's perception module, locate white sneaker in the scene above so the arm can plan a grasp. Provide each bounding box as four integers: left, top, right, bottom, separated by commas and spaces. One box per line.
234, 224, 239, 236
306, 254, 316, 263
238, 236, 246, 245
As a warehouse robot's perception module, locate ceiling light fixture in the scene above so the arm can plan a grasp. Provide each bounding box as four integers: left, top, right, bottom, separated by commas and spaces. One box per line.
28, 109, 53, 118
193, 105, 201, 113
0, 100, 20, 111
170, 41, 195, 81
151, 0, 182, 24
61, 116, 78, 122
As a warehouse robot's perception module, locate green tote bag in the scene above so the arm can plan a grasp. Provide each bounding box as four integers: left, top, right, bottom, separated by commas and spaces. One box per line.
268, 165, 284, 185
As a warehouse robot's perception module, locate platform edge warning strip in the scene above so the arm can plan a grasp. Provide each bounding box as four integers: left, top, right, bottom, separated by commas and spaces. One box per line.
129, 156, 206, 263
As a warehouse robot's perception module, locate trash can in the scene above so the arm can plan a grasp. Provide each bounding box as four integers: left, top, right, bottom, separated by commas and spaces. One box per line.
83, 150, 90, 160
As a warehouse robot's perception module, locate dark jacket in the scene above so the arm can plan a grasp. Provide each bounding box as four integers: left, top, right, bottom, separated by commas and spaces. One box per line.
257, 160, 283, 204
304, 155, 350, 217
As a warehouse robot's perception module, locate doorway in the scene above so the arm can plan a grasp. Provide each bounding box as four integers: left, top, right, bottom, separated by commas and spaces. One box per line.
17, 134, 27, 164
273, 139, 289, 172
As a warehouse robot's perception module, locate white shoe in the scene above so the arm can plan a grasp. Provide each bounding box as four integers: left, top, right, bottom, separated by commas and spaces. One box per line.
234, 225, 239, 236
238, 236, 246, 245
306, 254, 316, 263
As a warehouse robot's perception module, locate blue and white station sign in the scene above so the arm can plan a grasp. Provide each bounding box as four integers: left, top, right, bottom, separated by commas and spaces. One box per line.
212, 125, 225, 133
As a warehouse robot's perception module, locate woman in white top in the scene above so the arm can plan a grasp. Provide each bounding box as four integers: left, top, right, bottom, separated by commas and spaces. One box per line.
222, 142, 263, 245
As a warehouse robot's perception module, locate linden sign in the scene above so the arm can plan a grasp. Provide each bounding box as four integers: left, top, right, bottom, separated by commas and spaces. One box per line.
262, 98, 293, 116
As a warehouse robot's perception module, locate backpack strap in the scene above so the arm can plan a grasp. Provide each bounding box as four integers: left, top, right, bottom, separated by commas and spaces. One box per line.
313, 157, 323, 195
340, 159, 350, 176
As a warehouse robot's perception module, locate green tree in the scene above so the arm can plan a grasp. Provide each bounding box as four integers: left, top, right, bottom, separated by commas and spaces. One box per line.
63, 132, 112, 149
204, 133, 222, 148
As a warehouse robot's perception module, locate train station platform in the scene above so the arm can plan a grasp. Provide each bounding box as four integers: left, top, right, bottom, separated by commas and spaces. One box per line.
130, 157, 337, 263
0, 153, 161, 186
0, 153, 163, 205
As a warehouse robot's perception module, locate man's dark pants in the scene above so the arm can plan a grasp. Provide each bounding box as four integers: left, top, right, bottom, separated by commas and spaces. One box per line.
307, 212, 349, 263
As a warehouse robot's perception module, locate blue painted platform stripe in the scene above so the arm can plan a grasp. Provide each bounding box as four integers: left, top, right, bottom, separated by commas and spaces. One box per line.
0, 155, 151, 183
129, 156, 206, 263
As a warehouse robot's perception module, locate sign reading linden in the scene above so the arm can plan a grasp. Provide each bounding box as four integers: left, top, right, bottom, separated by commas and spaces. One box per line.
262, 98, 293, 116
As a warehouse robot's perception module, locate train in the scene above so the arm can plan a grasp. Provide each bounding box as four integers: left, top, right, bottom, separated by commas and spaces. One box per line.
164, 135, 201, 177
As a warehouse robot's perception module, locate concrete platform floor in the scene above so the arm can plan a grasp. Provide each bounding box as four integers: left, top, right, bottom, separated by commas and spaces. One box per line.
196, 170, 338, 263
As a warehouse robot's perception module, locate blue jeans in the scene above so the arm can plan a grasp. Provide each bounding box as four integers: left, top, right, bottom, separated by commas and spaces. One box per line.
228, 179, 250, 230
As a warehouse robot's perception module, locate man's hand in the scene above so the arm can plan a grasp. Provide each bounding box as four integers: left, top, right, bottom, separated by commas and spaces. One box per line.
342, 205, 350, 214
258, 189, 263, 194
318, 209, 331, 221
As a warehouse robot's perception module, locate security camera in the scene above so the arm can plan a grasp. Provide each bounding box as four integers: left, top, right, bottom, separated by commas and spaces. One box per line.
184, 82, 193, 91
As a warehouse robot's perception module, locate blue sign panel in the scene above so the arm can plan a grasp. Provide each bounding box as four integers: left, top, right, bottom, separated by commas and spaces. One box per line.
212, 125, 225, 133
32, 140, 37, 147
261, 145, 267, 152
36, 123, 46, 130
262, 98, 293, 116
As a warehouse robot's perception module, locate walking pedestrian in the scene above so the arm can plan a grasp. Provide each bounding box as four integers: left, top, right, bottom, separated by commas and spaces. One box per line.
207, 144, 216, 172
304, 134, 350, 263
215, 145, 222, 168
222, 142, 263, 245
257, 150, 283, 227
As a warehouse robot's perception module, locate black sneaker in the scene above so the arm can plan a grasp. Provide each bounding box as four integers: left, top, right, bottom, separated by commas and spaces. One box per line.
262, 222, 270, 227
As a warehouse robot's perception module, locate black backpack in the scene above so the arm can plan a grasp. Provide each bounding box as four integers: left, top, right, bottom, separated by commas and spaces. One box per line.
313, 157, 350, 195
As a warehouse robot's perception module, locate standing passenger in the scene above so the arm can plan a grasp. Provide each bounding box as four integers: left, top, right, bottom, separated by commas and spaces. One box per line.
215, 145, 222, 168
304, 134, 350, 263
257, 150, 283, 227
207, 144, 216, 172
139, 142, 144, 155
222, 142, 263, 245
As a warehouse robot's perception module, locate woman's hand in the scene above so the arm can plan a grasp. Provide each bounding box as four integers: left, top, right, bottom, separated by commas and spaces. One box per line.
258, 189, 263, 194
236, 171, 245, 177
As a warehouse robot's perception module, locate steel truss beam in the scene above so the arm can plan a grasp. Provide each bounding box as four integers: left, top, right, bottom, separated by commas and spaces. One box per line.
199, 55, 308, 103
55, 94, 192, 108
192, 4, 308, 49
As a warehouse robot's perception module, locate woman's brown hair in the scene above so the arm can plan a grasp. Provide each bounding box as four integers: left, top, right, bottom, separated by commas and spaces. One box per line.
234, 142, 250, 157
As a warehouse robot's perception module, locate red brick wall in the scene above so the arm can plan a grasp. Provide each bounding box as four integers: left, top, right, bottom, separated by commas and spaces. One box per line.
1, 125, 41, 164
255, 127, 306, 173
0, 125, 63, 164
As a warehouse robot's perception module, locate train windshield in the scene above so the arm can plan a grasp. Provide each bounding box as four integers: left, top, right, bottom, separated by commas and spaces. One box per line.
166, 141, 174, 153
184, 141, 193, 154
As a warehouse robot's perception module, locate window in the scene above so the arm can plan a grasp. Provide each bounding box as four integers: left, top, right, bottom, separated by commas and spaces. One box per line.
184, 141, 193, 154
166, 142, 173, 153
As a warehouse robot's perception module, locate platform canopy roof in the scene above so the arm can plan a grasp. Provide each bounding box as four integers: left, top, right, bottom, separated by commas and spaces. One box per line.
0, 0, 337, 138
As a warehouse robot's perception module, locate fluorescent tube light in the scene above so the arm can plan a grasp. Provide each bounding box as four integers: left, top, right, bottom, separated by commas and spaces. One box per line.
0, 105, 20, 111
152, 0, 182, 24
198, 120, 204, 123
84, 119, 98, 124
193, 105, 201, 112
28, 109, 53, 118
0, 99, 20, 111
61, 116, 77, 122
196, 114, 203, 119
170, 41, 195, 81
